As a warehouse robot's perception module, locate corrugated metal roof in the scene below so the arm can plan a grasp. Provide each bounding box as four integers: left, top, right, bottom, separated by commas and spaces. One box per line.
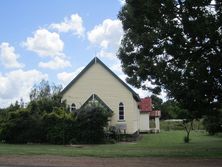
139, 97, 152, 112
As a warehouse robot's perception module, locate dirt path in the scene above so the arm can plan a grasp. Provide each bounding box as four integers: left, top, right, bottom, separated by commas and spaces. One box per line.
0, 156, 221, 167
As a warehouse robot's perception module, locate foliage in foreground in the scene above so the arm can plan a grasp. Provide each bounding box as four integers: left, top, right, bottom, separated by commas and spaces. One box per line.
0, 103, 111, 144
75, 103, 112, 144
0, 80, 112, 144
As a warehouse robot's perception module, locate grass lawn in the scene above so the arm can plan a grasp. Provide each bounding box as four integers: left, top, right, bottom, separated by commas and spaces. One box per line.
0, 130, 221, 158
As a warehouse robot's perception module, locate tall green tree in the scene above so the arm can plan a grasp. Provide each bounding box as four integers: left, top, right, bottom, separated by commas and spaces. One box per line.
118, 0, 222, 138
28, 80, 65, 113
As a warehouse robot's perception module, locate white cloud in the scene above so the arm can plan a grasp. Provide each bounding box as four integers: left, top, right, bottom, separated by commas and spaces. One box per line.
39, 56, 71, 69
88, 19, 123, 50
23, 28, 64, 57
0, 42, 24, 69
134, 88, 151, 98
0, 69, 47, 107
87, 19, 123, 60
50, 14, 85, 37
23, 28, 71, 69
57, 66, 85, 86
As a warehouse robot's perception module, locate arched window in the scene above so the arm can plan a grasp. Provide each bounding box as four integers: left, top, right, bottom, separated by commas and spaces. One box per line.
119, 102, 124, 120
70, 103, 76, 112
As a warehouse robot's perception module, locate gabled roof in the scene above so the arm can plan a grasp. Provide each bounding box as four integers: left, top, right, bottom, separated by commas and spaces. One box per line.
61, 57, 140, 101
80, 94, 113, 112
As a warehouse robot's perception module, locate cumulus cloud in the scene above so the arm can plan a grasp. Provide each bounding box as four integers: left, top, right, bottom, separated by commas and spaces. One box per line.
0, 69, 47, 107
0, 42, 24, 69
23, 28, 71, 69
88, 19, 123, 49
50, 14, 85, 37
23, 28, 64, 57
39, 56, 71, 69
87, 19, 123, 59
57, 66, 85, 86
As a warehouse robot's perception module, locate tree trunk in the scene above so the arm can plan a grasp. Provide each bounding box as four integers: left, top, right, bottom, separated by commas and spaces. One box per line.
182, 120, 193, 143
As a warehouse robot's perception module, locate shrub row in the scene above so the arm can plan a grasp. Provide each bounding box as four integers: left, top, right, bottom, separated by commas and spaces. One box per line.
0, 103, 112, 144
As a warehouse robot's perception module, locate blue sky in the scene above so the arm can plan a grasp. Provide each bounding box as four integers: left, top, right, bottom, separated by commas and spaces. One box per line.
0, 0, 151, 107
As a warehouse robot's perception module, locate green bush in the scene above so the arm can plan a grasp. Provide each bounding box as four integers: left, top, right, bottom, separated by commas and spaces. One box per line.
0, 81, 112, 144
75, 103, 112, 144
43, 108, 77, 144
43, 112, 64, 144
0, 103, 112, 144
0, 108, 44, 144
203, 109, 222, 135
106, 126, 121, 142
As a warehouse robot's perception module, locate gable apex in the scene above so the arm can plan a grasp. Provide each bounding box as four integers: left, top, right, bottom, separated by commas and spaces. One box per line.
61, 57, 140, 101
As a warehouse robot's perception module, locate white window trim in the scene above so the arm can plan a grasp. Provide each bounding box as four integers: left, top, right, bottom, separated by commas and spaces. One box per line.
118, 102, 125, 121
70, 103, 76, 112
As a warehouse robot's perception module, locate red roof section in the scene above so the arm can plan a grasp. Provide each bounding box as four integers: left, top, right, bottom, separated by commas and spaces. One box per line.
139, 97, 152, 112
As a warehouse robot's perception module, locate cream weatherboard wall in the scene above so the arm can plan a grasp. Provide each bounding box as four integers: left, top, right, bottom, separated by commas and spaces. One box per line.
62, 58, 141, 134
139, 113, 150, 132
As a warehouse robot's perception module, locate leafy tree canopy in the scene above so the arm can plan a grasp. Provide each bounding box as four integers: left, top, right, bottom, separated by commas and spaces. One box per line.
28, 80, 65, 113
118, 0, 222, 119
